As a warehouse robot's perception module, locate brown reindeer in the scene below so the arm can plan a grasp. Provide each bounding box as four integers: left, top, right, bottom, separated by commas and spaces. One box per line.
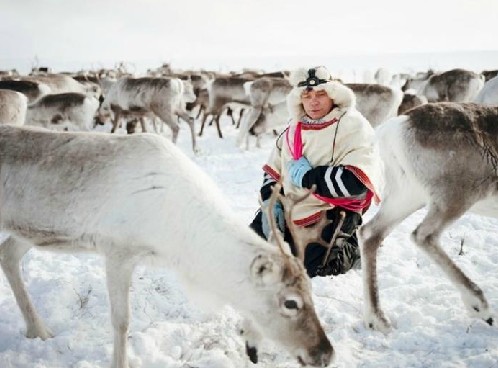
200, 76, 252, 138
403, 69, 484, 103
358, 102, 497, 332
346, 83, 403, 127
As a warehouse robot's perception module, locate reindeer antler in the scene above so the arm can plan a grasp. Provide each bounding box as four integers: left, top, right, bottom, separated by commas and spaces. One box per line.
278, 185, 317, 261
263, 179, 348, 269
279, 184, 347, 268
265, 181, 288, 255
263, 181, 326, 261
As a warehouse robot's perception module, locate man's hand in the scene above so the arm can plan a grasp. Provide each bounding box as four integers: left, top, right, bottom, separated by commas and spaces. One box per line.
288, 156, 312, 187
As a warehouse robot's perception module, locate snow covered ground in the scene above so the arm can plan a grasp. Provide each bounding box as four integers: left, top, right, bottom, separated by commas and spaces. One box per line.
0, 118, 497, 368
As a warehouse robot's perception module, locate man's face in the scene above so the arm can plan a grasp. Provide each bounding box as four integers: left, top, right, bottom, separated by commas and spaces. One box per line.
300, 89, 334, 120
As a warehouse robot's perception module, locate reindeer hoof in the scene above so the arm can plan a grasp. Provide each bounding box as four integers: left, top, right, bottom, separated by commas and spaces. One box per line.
245, 341, 258, 364
365, 313, 392, 334
26, 327, 53, 340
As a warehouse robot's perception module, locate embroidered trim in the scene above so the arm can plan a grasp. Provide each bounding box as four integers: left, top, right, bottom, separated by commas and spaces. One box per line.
263, 164, 280, 181
346, 165, 381, 203
293, 211, 322, 226
301, 118, 338, 130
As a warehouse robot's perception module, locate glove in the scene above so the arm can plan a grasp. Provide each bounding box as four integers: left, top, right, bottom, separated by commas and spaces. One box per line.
261, 200, 285, 239
288, 156, 312, 188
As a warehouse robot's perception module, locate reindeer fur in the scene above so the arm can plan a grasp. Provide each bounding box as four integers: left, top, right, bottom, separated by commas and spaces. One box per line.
359, 102, 498, 332
0, 125, 332, 368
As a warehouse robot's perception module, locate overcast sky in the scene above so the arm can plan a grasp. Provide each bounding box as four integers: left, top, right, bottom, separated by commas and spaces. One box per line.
1, 0, 498, 72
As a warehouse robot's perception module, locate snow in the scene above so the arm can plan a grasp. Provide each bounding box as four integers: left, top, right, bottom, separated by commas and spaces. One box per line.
0, 119, 497, 368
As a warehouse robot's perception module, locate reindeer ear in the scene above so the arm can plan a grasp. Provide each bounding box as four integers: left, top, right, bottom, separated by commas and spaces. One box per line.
250, 254, 282, 286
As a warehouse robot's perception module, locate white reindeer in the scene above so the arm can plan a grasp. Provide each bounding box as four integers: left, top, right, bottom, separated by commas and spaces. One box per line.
236, 76, 291, 148
474, 74, 498, 105
25, 73, 88, 95
99, 77, 198, 152
358, 102, 497, 332
0, 90, 27, 125
25, 92, 99, 131
0, 125, 333, 368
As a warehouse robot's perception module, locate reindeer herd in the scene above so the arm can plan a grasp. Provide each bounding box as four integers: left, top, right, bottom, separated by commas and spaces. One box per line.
0, 63, 497, 367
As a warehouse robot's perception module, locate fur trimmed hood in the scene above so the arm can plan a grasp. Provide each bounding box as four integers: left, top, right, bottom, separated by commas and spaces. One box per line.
287, 66, 356, 121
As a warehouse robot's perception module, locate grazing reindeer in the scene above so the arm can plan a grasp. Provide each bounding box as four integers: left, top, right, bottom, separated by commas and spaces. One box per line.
358, 102, 497, 332
0, 125, 333, 368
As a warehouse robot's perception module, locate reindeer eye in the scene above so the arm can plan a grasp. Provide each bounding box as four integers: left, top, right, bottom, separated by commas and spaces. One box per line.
281, 294, 303, 316
284, 300, 299, 310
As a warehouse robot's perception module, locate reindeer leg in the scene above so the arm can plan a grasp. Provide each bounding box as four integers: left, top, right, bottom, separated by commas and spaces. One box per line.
195, 105, 204, 120
236, 108, 245, 129
154, 109, 180, 144
236, 106, 262, 149
139, 117, 147, 133
106, 254, 136, 368
198, 113, 209, 137
214, 115, 223, 139
111, 110, 121, 134
0, 236, 53, 339
240, 319, 262, 364
169, 121, 180, 144
359, 191, 423, 333
411, 204, 493, 326
177, 111, 197, 153
226, 106, 236, 125
151, 116, 159, 134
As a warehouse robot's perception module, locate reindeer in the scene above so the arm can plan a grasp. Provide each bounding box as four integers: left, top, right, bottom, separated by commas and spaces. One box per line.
200, 76, 253, 138
237, 76, 292, 148
358, 102, 497, 332
403, 69, 484, 103
0, 79, 51, 103
0, 90, 27, 125
346, 83, 403, 127
0, 125, 333, 368
474, 75, 498, 106
99, 77, 198, 152
482, 70, 498, 82
23, 73, 89, 95
237, 101, 288, 150
25, 92, 99, 131
397, 92, 427, 115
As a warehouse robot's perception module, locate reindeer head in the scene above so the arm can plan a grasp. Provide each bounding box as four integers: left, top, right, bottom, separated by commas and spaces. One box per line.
247, 249, 333, 367
245, 182, 333, 367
